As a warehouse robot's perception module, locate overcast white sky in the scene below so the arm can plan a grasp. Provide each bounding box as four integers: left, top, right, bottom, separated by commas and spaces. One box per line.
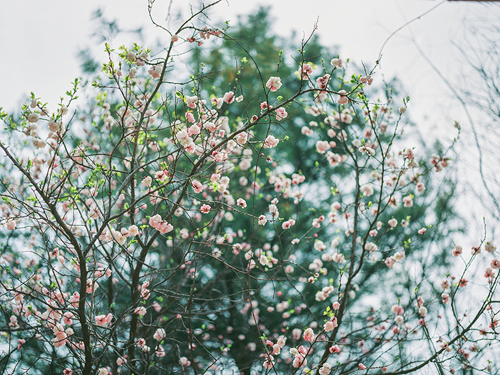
1, 0, 499, 236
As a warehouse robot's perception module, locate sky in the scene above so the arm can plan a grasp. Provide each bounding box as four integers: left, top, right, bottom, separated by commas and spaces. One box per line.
1, 1, 498, 136
1, 0, 499, 236
1, 0, 497, 120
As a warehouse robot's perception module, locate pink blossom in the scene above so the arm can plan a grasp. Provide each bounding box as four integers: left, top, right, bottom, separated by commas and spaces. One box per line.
27, 112, 39, 123
155, 170, 168, 182
324, 317, 338, 332
329, 344, 340, 354
312, 215, 324, 227
403, 195, 413, 207
116, 357, 126, 366
452, 245, 462, 256
275, 107, 287, 121
141, 288, 150, 300
277, 335, 286, 348
156, 346, 165, 357
134, 306, 147, 316
319, 363, 332, 375
266, 76, 282, 92
263, 355, 275, 369
237, 198, 247, 208
149, 214, 162, 228
211, 97, 223, 108
148, 64, 163, 79
223, 91, 235, 104
341, 111, 352, 124
417, 296, 425, 307
9, 316, 18, 327
191, 180, 203, 193
442, 293, 450, 304
203, 121, 217, 133
331, 58, 342, 68
419, 306, 427, 317
6, 220, 16, 230
485, 242, 496, 253
385, 257, 396, 268
17, 338, 25, 349
179, 357, 191, 366
95, 313, 113, 326
299, 63, 313, 79
264, 135, 279, 148
391, 305, 404, 315
303, 327, 315, 342
471, 246, 481, 255
153, 328, 166, 341
86, 280, 99, 294
441, 279, 451, 290
52, 324, 68, 347
291, 352, 307, 368
128, 225, 139, 237
360, 75, 373, 85
272, 344, 281, 355
316, 141, 331, 154
394, 251, 405, 262
282, 219, 296, 230
361, 184, 374, 197
236, 132, 248, 145
416, 182, 425, 192
158, 222, 173, 234
312, 240, 325, 252
200, 204, 211, 214
185, 96, 198, 108
337, 90, 348, 104
317, 74, 330, 89
69, 292, 80, 308
63, 312, 74, 325
152, 301, 162, 312
332, 253, 346, 263
247, 259, 256, 270
188, 124, 200, 135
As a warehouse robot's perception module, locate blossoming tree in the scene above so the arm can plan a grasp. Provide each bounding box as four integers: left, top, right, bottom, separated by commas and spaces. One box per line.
0, 2, 498, 375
